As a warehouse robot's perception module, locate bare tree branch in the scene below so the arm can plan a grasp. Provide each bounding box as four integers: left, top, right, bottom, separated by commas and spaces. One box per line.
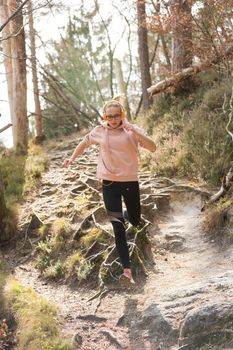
111, 2, 133, 90
0, 123, 12, 133
0, 24, 24, 42
223, 87, 233, 141
0, 0, 29, 33
94, 0, 114, 98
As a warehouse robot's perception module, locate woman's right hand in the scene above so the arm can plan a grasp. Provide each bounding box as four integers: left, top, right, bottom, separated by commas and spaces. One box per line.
62, 159, 73, 168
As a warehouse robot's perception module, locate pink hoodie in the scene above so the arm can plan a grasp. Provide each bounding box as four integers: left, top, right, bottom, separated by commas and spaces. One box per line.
72, 120, 156, 182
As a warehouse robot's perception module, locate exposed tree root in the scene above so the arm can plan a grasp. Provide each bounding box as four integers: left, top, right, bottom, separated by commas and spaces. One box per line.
73, 206, 105, 240
101, 330, 125, 350
20, 141, 212, 303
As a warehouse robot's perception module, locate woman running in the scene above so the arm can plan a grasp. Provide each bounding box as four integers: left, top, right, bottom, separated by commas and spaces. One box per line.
62, 100, 156, 287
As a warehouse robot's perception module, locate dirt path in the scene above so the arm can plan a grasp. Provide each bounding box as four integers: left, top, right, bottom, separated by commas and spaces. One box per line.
5, 136, 233, 349
13, 191, 233, 349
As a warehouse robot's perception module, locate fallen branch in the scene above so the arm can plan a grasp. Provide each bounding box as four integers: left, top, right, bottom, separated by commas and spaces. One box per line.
147, 45, 233, 96
202, 89, 233, 210
0, 123, 12, 133
223, 86, 233, 141
202, 163, 233, 211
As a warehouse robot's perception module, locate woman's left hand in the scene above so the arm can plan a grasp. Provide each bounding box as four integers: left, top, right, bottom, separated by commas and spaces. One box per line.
123, 123, 138, 135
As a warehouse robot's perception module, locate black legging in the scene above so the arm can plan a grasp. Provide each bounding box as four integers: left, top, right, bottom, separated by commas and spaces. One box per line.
102, 180, 141, 268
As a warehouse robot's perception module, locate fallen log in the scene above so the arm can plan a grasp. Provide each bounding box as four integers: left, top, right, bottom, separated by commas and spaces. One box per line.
147, 45, 233, 96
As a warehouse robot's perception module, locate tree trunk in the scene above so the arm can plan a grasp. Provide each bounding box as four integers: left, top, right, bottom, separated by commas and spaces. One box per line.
160, 34, 171, 69
27, 0, 44, 141
0, 176, 7, 241
150, 1, 171, 69
0, 1, 14, 123
170, 0, 193, 73
137, 0, 152, 112
8, 0, 28, 154
114, 58, 131, 120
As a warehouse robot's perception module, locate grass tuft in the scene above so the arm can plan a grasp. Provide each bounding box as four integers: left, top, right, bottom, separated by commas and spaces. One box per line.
5, 277, 73, 350
203, 198, 233, 240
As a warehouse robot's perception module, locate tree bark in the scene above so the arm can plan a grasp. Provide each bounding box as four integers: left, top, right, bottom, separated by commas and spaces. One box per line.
137, 0, 152, 112
147, 45, 233, 96
150, 1, 171, 69
114, 58, 131, 120
27, 0, 44, 140
8, 0, 28, 154
0, 0, 29, 32
0, 1, 14, 123
170, 0, 193, 73
0, 176, 7, 241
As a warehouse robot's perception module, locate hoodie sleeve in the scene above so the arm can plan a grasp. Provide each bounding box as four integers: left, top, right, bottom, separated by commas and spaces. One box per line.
131, 125, 156, 152
70, 126, 102, 160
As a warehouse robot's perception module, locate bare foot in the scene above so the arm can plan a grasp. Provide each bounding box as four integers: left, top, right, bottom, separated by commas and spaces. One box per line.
123, 268, 135, 283
123, 268, 132, 279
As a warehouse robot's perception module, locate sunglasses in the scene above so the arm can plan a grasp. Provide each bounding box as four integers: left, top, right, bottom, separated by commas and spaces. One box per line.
106, 114, 122, 121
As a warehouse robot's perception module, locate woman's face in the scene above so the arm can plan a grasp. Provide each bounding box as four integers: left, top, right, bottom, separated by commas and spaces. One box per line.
105, 106, 122, 128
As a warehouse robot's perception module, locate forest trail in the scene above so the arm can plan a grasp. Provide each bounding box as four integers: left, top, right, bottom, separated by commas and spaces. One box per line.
4, 134, 233, 350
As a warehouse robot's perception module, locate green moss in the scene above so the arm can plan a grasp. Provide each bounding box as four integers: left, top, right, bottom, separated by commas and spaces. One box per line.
51, 218, 71, 240
76, 260, 93, 281
80, 228, 106, 247
44, 260, 65, 280
0, 257, 8, 314
38, 224, 50, 238
35, 238, 52, 273
0, 143, 47, 241
65, 251, 83, 275
0, 153, 25, 205
23, 143, 47, 194
5, 278, 74, 350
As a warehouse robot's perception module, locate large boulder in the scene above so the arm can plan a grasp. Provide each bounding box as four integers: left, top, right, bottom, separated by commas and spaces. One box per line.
179, 302, 233, 349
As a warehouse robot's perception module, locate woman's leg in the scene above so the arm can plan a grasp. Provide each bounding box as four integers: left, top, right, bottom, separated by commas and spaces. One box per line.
122, 181, 141, 227
102, 181, 130, 269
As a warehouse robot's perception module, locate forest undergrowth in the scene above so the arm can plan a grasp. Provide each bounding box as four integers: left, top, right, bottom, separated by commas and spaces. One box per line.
143, 70, 233, 186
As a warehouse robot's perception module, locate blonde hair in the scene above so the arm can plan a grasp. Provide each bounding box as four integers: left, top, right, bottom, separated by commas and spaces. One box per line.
103, 96, 123, 113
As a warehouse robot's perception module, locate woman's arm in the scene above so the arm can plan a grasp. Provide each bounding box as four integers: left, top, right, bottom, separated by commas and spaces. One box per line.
62, 127, 101, 168
62, 140, 88, 167
123, 124, 156, 152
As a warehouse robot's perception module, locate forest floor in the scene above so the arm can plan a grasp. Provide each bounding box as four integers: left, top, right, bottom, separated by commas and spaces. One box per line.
3, 134, 233, 350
